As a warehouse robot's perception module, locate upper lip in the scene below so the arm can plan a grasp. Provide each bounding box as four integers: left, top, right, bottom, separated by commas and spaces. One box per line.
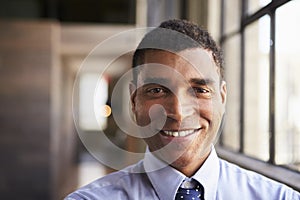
160, 127, 201, 132
160, 128, 201, 137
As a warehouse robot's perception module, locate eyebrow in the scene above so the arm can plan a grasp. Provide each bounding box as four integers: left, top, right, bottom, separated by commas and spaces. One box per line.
141, 77, 215, 86
190, 78, 215, 85
142, 77, 170, 85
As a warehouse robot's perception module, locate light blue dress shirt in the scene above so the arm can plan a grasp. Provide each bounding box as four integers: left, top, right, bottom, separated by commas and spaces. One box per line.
65, 146, 300, 200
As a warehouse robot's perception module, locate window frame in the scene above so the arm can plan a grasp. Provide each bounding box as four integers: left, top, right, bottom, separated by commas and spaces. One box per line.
218, 0, 300, 191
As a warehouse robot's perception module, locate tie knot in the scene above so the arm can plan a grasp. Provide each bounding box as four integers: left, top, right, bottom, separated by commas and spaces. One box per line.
175, 179, 205, 200
180, 179, 199, 189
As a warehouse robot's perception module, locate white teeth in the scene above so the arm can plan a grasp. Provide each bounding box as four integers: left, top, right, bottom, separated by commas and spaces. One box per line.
162, 129, 196, 137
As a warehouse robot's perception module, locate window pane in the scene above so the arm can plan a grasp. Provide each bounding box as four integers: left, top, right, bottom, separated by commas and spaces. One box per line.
275, 1, 300, 171
222, 35, 241, 151
224, 0, 240, 34
79, 73, 109, 131
247, 0, 271, 15
244, 16, 270, 161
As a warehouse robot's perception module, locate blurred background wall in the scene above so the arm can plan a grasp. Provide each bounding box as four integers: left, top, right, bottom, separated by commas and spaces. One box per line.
0, 1, 216, 199
1, 0, 299, 199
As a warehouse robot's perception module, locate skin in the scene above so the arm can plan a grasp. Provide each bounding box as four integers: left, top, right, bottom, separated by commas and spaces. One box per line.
130, 48, 227, 177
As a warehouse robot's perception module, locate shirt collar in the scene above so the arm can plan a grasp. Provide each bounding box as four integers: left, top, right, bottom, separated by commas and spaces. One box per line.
143, 145, 220, 200
143, 147, 185, 200
192, 145, 220, 200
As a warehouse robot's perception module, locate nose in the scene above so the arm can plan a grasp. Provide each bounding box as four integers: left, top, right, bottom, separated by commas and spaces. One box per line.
165, 91, 195, 122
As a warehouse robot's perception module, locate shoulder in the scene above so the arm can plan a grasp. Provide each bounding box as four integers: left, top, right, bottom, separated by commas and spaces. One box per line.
218, 159, 300, 199
65, 161, 153, 200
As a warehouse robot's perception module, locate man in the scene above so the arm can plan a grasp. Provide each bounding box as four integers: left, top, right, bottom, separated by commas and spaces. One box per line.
66, 19, 299, 199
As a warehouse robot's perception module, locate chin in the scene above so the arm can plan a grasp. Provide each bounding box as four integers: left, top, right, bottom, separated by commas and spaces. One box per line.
171, 157, 193, 169
165, 149, 195, 167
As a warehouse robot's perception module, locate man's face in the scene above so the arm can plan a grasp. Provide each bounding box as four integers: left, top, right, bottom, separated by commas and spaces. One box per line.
130, 48, 226, 172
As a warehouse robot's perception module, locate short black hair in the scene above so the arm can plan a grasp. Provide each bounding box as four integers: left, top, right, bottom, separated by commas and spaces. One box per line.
132, 19, 224, 82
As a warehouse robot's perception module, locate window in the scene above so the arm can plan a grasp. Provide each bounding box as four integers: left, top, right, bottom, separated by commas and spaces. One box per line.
79, 73, 109, 131
247, 0, 271, 15
219, 0, 300, 190
244, 15, 270, 161
275, 1, 300, 171
222, 34, 241, 151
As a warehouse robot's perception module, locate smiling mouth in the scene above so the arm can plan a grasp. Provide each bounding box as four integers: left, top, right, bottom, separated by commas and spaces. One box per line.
160, 128, 201, 137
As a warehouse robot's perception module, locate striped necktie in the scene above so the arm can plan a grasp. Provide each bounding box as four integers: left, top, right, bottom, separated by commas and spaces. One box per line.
175, 179, 205, 200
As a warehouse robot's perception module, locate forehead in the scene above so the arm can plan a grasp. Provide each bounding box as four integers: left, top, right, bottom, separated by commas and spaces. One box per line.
137, 48, 220, 83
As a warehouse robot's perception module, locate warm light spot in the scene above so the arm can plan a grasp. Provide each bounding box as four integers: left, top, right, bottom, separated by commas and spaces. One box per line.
101, 105, 112, 117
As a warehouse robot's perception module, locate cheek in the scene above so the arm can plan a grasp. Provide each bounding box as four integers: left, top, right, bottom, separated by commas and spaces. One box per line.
198, 97, 225, 120
197, 100, 214, 120
134, 103, 150, 125
134, 98, 164, 125
208, 101, 225, 133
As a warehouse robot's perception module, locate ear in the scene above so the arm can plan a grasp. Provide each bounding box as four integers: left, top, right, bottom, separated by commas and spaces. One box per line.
129, 81, 137, 113
220, 81, 227, 105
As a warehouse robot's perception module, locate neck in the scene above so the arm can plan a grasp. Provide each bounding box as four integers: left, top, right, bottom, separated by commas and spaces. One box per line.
171, 151, 210, 177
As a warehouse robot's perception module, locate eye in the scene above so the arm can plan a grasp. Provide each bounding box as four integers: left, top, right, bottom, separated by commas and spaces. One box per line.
189, 87, 211, 98
193, 87, 210, 94
148, 88, 164, 94
145, 86, 169, 98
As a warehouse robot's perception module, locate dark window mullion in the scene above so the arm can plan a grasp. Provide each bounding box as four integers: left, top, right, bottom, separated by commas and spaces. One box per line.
239, 0, 247, 153
240, 32, 245, 154
180, 0, 187, 20
219, 0, 225, 147
269, 10, 276, 164
242, 0, 291, 27
219, 0, 225, 45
